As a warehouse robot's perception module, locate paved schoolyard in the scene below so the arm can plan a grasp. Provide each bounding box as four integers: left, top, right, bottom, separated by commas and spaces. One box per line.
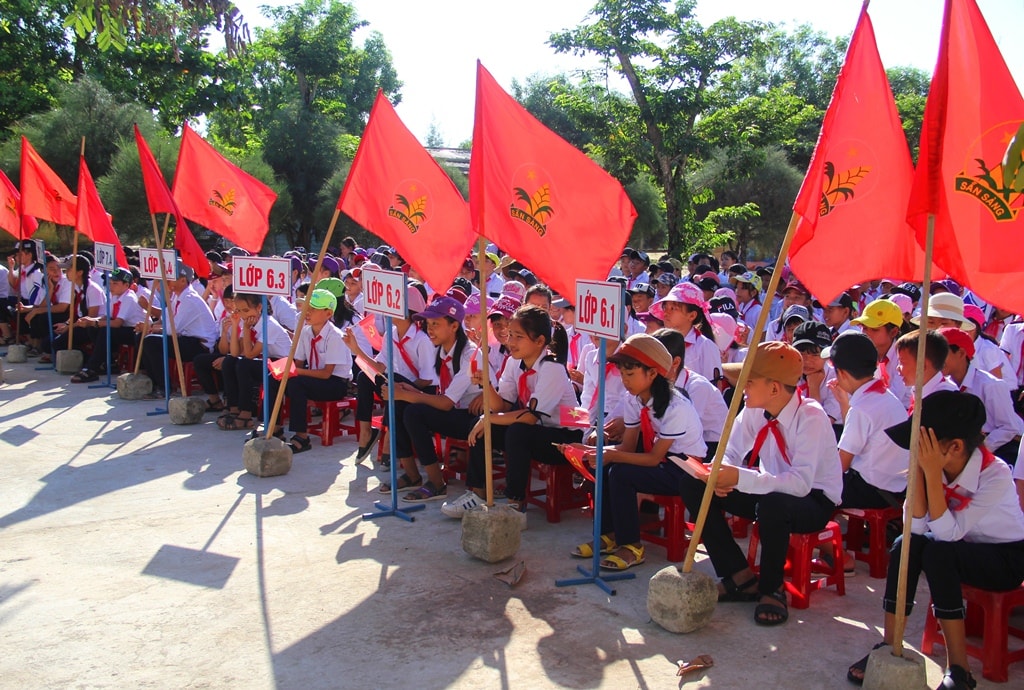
1, 356, 1020, 688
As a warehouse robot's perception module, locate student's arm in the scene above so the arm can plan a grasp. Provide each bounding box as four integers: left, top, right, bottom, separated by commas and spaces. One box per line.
240, 319, 263, 359
600, 429, 673, 468
392, 382, 455, 411
838, 449, 855, 473
296, 363, 335, 380
340, 328, 385, 375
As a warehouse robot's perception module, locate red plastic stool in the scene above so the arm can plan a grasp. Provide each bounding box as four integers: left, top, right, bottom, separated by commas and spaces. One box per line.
440, 436, 470, 481
840, 506, 902, 578
116, 344, 136, 373
746, 520, 846, 609
730, 515, 752, 538
640, 495, 693, 562
307, 397, 358, 447
526, 462, 590, 523
921, 584, 1024, 683
168, 360, 201, 395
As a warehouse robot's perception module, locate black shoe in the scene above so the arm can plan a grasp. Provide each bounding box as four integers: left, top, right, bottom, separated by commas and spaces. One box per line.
937, 665, 976, 690
356, 427, 380, 461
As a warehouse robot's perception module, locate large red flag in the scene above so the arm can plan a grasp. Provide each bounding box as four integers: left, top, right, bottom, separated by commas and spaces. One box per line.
469, 62, 636, 303
135, 126, 209, 279
172, 123, 276, 254
906, 0, 1024, 312
20, 137, 77, 226
337, 91, 474, 292
76, 157, 129, 269
790, 6, 940, 303
0, 169, 38, 239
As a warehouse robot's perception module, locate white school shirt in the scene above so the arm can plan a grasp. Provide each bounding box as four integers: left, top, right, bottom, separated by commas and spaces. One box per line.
105, 289, 146, 327
252, 314, 292, 360
485, 272, 504, 297
72, 280, 105, 318
438, 343, 483, 410
297, 322, 352, 380
623, 390, 707, 458
677, 367, 728, 444
999, 322, 1024, 388
914, 372, 959, 408
911, 447, 1024, 544
52, 276, 72, 306
350, 292, 364, 317
625, 316, 646, 336
724, 392, 844, 504
17, 263, 45, 305
838, 379, 910, 493
880, 340, 911, 410
169, 286, 219, 350
683, 329, 722, 383
799, 363, 841, 423
974, 336, 1015, 389
375, 326, 437, 386
737, 299, 762, 332
269, 295, 299, 332
580, 348, 626, 421
957, 363, 1024, 451
497, 356, 578, 428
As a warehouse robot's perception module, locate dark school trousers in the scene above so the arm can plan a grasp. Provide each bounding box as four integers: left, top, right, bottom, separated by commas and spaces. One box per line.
993, 438, 1020, 466
403, 404, 477, 467
192, 351, 225, 396
51, 325, 91, 355
677, 474, 836, 597
354, 370, 436, 457
222, 356, 264, 415
267, 374, 349, 434
467, 422, 583, 501
840, 469, 904, 510
140, 333, 210, 391
883, 534, 1024, 619
83, 326, 136, 373
601, 459, 690, 547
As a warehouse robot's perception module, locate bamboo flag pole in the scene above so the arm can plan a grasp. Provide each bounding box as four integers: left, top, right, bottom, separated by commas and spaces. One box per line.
134, 213, 172, 374
681, 211, 801, 573
891, 214, 935, 657
67, 138, 85, 353
265, 210, 342, 440
151, 214, 188, 397
475, 237, 495, 506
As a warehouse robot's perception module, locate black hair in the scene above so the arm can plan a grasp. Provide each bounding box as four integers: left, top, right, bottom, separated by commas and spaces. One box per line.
550, 321, 568, 365
896, 329, 949, 372
332, 297, 357, 328
652, 327, 686, 370
234, 292, 261, 308
525, 284, 553, 306
435, 317, 470, 376
611, 352, 675, 420
511, 304, 567, 364
222, 285, 234, 300
683, 303, 716, 341
296, 283, 310, 297
834, 358, 876, 380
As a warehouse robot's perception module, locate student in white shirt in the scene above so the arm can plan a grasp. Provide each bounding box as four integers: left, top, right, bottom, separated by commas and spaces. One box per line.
848, 392, 1024, 688
896, 329, 957, 411
22, 255, 69, 356
678, 341, 843, 627
940, 327, 1023, 464
851, 298, 912, 410
47, 254, 103, 362
815, 292, 856, 341
791, 321, 842, 429
962, 304, 1014, 388
266, 289, 353, 453
71, 268, 146, 383
733, 271, 763, 334
567, 335, 705, 570
649, 281, 721, 382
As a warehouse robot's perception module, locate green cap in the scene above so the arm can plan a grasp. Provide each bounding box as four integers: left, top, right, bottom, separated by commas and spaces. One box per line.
308, 288, 337, 312
315, 277, 345, 299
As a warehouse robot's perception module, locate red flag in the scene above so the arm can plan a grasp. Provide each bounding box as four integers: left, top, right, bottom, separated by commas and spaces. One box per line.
135, 126, 209, 279
0, 169, 38, 239
469, 62, 636, 304
907, 0, 1024, 312
357, 313, 384, 351
172, 123, 276, 254
20, 137, 77, 226
76, 157, 129, 269
790, 7, 940, 302
338, 91, 474, 292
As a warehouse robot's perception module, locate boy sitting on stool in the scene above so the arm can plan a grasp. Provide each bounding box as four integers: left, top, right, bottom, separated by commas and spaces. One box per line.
678, 341, 842, 626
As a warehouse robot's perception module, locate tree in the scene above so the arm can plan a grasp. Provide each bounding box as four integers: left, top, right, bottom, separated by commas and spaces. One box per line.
886, 66, 929, 162
550, 0, 767, 259
425, 120, 444, 148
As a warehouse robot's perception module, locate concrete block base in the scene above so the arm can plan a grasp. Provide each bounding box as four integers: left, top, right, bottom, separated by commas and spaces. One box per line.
647, 566, 718, 634
117, 373, 153, 400
169, 396, 206, 425
55, 349, 84, 374
243, 437, 293, 477
461, 506, 521, 563
863, 646, 927, 690
6, 344, 27, 363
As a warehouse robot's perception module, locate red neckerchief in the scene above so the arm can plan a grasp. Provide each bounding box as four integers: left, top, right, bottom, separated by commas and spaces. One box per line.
945, 446, 998, 512
569, 332, 581, 367
746, 394, 801, 468
908, 396, 915, 417
309, 332, 323, 370
517, 364, 536, 407
878, 356, 891, 388
73, 286, 84, 317
396, 334, 420, 379
865, 378, 888, 394
439, 355, 453, 394
111, 298, 121, 320
639, 405, 655, 452
588, 363, 618, 410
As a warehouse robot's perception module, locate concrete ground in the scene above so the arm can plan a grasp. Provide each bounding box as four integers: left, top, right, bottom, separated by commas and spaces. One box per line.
1, 357, 1022, 689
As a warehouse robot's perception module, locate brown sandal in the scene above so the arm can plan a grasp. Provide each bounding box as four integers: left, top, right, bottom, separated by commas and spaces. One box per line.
217, 414, 255, 431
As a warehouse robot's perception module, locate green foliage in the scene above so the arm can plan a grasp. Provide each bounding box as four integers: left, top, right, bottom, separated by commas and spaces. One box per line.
425, 120, 444, 148
887, 66, 930, 162
623, 174, 666, 249
438, 161, 469, 200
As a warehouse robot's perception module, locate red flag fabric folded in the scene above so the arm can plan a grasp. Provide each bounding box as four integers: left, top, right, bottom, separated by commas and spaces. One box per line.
20, 137, 77, 226
268, 357, 297, 381
559, 405, 591, 429
172, 123, 276, 254
357, 313, 384, 352
790, 6, 940, 302
135, 126, 209, 279
338, 91, 474, 293
906, 0, 1024, 312
76, 157, 129, 269
469, 62, 636, 304
0, 169, 38, 239
557, 443, 595, 483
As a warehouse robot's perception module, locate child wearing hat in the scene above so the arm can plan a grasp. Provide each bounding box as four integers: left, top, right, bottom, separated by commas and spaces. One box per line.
71, 268, 146, 383
733, 271, 763, 334
962, 304, 1014, 389
649, 282, 721, 383
851, 298, 913, 410
791, 321, 842, 433
939, 327, 1023, 464
678, 341, 843, 626
847, 391, 1024, 688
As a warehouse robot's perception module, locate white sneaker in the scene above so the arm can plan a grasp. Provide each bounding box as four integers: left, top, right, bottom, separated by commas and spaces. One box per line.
441, 490, 483, 518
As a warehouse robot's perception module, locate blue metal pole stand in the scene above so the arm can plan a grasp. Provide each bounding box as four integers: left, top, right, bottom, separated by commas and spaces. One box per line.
364, 316, 423, 522
261, 296, 270, 433
556, 341, 634, 594
146, 292, 169, 416
90, 270, 115, 389
36, 241, 55, 371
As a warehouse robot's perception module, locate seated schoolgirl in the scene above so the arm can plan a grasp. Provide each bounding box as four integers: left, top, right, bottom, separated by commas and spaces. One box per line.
192, 285, 235, 411
216, 292, 292, 431
266, 289, 353, 453
442, 305, 578, 527
847, 391, 1024, 689
568, 334, 706, 570
648, 282, 721, 382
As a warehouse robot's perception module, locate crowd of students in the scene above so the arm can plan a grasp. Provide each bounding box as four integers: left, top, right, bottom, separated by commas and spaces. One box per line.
6, 238, 1024, 690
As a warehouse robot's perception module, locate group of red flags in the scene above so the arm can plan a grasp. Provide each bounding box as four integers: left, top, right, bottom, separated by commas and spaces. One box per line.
791, 0, 1024, 313
0, 124, 276, 280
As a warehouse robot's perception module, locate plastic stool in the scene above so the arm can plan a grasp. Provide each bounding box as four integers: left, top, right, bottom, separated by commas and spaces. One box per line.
746, 520, 846, 609
921, 583, 1024, 683
841, 506, 902, 578
116, 344, 136, 373
639, 495, 692, 562
526, 462, 590, 523
307, 397, 358, 447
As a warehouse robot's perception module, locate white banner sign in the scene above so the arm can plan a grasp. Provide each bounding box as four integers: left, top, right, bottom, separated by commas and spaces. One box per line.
362, 266, 407, 319
138, 248, 178, 280
575, 279, 623, 340
93, 242, 116, 272
232, 256, 292, 297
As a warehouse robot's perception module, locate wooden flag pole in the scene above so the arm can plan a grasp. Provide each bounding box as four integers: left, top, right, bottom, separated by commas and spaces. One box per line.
681, 212, 800, 572
67, 138, 85, 353
134, 213, 172, 374
265, 210, 341, 440
475, 237, 495, 506
151, 214, 188, 397
891, 213, 935, 657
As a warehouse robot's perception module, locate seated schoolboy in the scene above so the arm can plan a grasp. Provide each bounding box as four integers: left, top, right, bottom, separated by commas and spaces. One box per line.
193, 286, 235, 412
895, 329, 957, 411
677, 341, 842, 626
851, 298, 911, 410
847, 391, 1024, 689
47, 254, 103, 362
71, 268, 146, 383
791, 321, 842, 432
